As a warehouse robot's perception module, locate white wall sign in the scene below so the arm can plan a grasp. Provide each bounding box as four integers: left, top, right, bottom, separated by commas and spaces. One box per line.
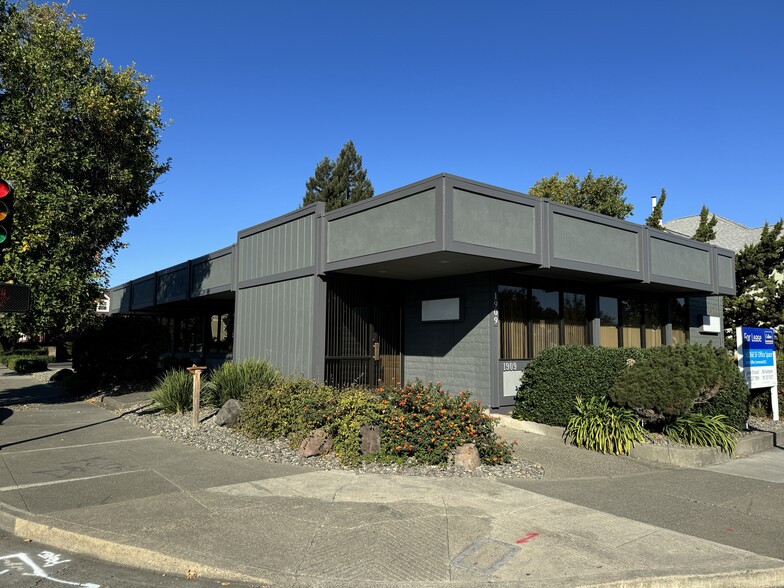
422, 297, 460, 322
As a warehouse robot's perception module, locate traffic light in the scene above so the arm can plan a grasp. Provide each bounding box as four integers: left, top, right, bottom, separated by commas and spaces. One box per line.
0, 178, 13, 249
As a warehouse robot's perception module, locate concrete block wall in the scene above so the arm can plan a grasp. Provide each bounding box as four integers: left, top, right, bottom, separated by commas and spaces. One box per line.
688, 295, 725, 347
404, 273, 492, 405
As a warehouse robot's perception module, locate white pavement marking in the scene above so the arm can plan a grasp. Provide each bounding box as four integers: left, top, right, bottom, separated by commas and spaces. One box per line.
1, 436, 159, 455
0, 469, 146, 492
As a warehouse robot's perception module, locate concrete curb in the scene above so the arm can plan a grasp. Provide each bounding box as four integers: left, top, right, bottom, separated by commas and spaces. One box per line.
0, 502, 269, 585
585, 566, 784, 588
3, 502, 783, 588
494, 414, 777, 468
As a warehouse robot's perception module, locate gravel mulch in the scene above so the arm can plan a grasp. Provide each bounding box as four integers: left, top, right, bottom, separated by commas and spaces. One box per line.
118, 403, 546, 479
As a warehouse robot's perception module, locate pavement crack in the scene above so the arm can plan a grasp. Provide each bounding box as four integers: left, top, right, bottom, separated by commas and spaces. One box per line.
442, 496, 452, 581
148, 468, 217, 515
293, 483, 344, 582
0, 452, 30, 511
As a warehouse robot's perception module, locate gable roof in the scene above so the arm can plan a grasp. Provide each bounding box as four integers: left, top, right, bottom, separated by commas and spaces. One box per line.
662, 215, 763, 253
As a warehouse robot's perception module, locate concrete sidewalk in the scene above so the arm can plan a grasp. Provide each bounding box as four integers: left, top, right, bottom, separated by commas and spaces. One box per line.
1, 370, 783, 587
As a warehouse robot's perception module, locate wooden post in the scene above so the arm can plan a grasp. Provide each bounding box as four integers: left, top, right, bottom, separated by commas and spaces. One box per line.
186, 364, 207, 429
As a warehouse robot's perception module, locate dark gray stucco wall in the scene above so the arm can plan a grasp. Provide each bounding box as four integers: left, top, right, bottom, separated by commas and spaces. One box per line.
404, 273, 492, 406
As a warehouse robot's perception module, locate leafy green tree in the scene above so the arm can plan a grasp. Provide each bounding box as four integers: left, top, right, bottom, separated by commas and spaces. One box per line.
645, 188, 667, 229
527, 170, 633, 219
692, 205, 718, 242
724, 220, 784, 350
302, 140, 373, 211
0, 2, 169, 344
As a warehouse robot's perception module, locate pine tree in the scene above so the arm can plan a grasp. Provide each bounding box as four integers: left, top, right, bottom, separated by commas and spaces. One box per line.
645, 188, 667, 229
692, 205, 718, 242
724, 220, 784, 350
302, 141, 373, 211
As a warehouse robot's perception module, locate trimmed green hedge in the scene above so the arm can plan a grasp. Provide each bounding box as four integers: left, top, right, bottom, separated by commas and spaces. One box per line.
513, 346, 645, 427
6, 355, 50, 374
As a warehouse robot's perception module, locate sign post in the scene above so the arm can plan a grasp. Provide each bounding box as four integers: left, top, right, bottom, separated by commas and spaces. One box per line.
186, 364, 208, 429
736, 327, 778, 421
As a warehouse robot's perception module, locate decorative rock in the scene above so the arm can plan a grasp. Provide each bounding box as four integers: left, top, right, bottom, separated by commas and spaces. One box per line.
214, 399, 242, 427
50, 368, 74, 382
359, 425, 381, 455
299, 427, 333, 457
451, 443, 481, 471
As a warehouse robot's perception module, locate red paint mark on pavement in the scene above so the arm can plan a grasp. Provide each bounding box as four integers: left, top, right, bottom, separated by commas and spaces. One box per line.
516, 533, 540, 544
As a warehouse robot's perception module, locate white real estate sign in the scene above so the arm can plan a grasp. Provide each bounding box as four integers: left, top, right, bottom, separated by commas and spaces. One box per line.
736, 326, 779, 420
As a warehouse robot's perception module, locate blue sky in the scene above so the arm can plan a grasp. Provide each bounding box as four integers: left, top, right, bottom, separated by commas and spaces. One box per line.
66, 1, 783, 286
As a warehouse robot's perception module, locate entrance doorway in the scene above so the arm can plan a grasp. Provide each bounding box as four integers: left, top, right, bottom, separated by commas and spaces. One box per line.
324, 277, 402, 388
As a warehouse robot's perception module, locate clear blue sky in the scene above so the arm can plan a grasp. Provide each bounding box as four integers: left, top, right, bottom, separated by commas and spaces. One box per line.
66, 1, 783, 287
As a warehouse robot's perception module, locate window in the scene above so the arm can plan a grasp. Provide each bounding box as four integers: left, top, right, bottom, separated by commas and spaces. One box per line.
499, 286, 527, 359
499, 284, 590, 359
621, 298, 642, 348
210, 313, 234, 353
644, 299, 664, 347
564, 292, 588, 345
531, 288, 560, 356
599, 296, 619, 348
671, 297, 689, 344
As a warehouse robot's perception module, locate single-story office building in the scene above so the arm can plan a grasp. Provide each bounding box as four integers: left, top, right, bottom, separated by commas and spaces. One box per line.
109, 173, 736, 410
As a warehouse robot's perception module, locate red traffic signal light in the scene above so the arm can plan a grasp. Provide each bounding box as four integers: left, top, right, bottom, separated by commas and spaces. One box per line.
0, 178, 13, 248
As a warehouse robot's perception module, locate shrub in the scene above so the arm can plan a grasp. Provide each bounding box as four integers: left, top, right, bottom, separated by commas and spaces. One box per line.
151, 369, 194, 413
563, 396, 645, 455
204, 359, 281, 406
72, 315, 170, 388
241, 378, 338, 444
609, 344, 748, 428
330, 387, 382, 464
693, 364, 749, 431
663, 413, 738, 454
379, 380, 513, 466
514, 346, 645, 427
6, 355, 50, 374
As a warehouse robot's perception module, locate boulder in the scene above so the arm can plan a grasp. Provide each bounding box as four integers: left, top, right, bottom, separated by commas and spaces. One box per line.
451, 443, 481, 471
214, 399, 242, 427
50, 368, 74, 382
299, 427, 333, 457
359, 425, 381, 455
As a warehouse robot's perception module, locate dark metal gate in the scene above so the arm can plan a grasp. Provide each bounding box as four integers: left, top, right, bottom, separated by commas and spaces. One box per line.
324, 277, 402, 388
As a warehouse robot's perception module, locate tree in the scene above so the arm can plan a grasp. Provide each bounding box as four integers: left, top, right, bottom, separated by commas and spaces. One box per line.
527, 170, 633, 220
724, 220, 784, 350
0, 2, 170, 344
692, 205, 718, 242
302, 140, 373, 211
645, 188, 667, 229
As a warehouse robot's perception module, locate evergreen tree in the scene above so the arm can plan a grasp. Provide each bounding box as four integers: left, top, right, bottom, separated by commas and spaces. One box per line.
527, 170, 633, 219
724, 220, 784, 350
645, 188, 667, 229
692, 205, 718, 242
302, 140, 373, 211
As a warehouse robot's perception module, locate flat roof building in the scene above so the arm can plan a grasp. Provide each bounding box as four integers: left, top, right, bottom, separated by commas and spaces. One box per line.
110, 174, 736, 409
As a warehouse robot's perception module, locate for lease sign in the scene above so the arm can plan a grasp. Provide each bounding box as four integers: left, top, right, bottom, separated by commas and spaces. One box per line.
736, 327, 777, 389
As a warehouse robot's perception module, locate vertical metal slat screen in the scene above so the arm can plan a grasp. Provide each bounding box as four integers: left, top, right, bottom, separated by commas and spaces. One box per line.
325, 278, 372, 387
324, 277, 402, 388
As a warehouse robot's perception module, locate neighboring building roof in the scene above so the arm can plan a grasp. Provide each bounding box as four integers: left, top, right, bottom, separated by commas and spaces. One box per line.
662, 215, 763, 253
